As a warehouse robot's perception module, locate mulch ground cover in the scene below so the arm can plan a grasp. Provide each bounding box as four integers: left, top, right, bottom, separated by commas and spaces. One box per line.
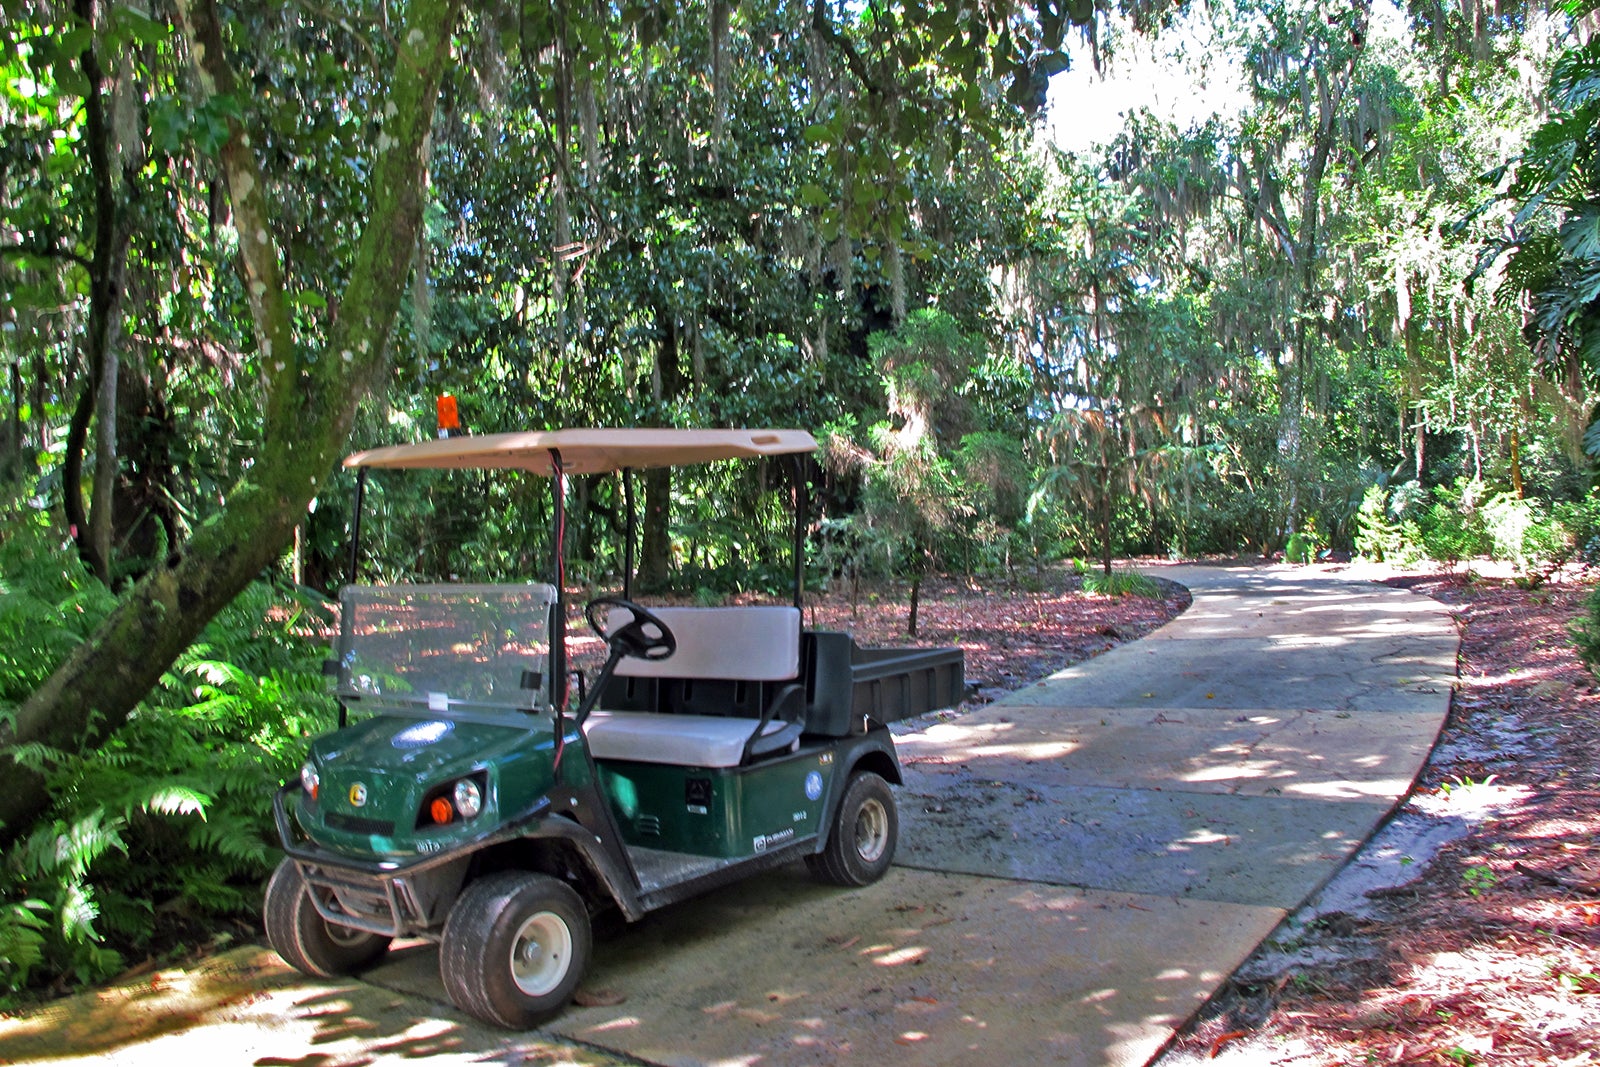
791, 568, 1191, 705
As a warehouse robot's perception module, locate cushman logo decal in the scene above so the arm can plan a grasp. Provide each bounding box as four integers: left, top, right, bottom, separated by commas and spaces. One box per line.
348, 783, 368, 807
752, 828, 795, 853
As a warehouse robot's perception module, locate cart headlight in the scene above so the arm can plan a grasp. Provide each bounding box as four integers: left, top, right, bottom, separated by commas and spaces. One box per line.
454, 778, 482, 819
418, 773, 487, 828
300, 760, 320, 801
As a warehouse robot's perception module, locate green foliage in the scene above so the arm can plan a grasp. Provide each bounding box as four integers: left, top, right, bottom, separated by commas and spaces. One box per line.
1354, 486, 1405, 562
1080, 567, 1162, 598
1480, 492, 1569, 572
1491, 33, 1600, 392
0, 510, 332, 999
1419, 500, 1485, 568
1461, 864, 1498, 898
1285, 517, 1322, 564
1, 812, 129, 988
1354, 478, 1582, 572
1571, 583, 1600, 681
0, 514, 116, 705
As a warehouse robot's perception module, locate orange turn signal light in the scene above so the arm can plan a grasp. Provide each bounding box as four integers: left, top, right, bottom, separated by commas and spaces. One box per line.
429, 797, 455, 824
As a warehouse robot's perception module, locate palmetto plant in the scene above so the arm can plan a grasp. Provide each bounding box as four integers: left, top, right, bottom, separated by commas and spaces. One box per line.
1483, 13, 1600, 458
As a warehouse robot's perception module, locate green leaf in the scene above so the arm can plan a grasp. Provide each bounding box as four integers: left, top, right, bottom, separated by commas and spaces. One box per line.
111, 8, 172, 47
141, 786, 211, 819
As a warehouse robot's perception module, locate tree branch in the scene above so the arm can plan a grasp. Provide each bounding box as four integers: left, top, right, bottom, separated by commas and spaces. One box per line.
172, 0, 296, 418
810, 0, 881, 95
0, 242, 93, 269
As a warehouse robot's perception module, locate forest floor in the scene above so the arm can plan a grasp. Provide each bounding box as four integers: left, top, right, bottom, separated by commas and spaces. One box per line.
803, 562, 1600, 1067
793, 566, 1193, 705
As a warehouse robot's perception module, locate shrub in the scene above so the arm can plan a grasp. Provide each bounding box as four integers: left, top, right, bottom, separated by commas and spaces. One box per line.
1285, 516, 1323, 564
1354, 486, 1401, 561
1481, 492, 1568, 572
1081, 567, 1162, 598
1419, 501, 1484, 567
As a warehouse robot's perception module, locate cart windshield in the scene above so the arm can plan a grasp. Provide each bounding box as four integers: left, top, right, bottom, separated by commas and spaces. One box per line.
334, 583, 555, 713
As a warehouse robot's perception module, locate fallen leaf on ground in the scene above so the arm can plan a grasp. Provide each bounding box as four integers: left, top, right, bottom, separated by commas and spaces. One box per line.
1208, 1029, 1248, 1057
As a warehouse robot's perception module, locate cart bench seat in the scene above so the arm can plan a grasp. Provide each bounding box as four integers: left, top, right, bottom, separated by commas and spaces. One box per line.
584, 710, 793, 768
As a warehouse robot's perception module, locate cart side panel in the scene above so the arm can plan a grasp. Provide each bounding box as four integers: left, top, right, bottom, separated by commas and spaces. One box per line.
593, 748, 831, 859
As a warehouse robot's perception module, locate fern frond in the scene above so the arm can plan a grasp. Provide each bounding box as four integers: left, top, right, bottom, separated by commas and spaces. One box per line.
137, 786, 211, 820
5, 741, 68, 772
55, 882, 102, 944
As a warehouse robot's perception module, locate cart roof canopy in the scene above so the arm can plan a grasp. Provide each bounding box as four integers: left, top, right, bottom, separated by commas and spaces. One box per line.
344, 428, 817, 477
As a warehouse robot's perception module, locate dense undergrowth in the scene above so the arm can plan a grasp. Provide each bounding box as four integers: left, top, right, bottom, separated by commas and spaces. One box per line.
1352, 479, 1600, 581
0, 510, 333, 1002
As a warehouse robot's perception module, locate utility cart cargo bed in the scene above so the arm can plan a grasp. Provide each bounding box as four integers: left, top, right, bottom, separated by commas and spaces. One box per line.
803, 632, 966, 735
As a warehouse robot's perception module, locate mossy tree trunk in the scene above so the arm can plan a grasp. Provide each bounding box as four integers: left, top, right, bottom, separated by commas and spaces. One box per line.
0, 0, 462, 846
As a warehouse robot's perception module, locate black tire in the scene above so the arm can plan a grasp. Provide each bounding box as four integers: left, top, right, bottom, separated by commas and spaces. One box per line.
263, 858, 392, 977
439, 871, 592, 1029
806, 771, 898, 887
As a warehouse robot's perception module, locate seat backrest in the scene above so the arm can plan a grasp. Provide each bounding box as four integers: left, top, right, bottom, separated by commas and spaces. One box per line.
613, 606, 801, 682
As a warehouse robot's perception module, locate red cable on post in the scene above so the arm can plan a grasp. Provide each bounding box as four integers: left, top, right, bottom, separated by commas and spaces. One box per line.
551, 449, 568, 774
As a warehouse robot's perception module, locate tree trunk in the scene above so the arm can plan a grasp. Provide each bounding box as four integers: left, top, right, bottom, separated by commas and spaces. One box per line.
638, 294, 683, 592
90, 325, 117, 579
0, 0, 462, 848
3, 361, 19, 480
637, 467, 672, 591
64, 381, 96, 561
1510, 429, 1524, 498
1414, 416, 1426, 482
113, 358, 181, 568
907, 570, 921, 637
1100, 481, 1113, 577
68, 0, 135, 583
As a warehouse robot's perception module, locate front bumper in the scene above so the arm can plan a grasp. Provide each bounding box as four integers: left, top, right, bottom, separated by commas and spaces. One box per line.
273, 783, 549, 938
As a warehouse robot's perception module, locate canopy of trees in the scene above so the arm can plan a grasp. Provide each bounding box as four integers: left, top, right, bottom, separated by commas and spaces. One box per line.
2, 0, 1598, 997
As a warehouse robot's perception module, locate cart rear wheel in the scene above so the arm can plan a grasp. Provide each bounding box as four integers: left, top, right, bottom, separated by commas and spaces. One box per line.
807, 771, 897, 886
440, 872, 592, 1029
263, 858, 392, 977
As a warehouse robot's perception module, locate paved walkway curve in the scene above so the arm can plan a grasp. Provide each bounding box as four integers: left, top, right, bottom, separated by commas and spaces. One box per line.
0, 565, 1457, 1067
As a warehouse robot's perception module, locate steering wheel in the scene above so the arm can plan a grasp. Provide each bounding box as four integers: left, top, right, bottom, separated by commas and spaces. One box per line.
585, 596, 677, 662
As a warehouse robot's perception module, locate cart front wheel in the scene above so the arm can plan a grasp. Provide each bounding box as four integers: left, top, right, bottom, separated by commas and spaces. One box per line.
806, 771, 898, 887
440, 872, 592, 1029
263, 858, 392, 977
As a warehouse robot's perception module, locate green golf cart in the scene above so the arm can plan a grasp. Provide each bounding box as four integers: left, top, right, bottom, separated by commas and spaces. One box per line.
267, 428, 964, 1028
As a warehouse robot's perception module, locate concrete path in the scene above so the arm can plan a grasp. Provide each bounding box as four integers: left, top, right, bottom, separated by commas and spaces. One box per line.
0, 564, 1456, 1067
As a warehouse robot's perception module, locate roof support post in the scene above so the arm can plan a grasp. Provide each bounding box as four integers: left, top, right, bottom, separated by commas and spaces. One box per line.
346, 468, 368, 586
550, 449, 568, 712
791, 455, 807, 611
623, 467, 636, 600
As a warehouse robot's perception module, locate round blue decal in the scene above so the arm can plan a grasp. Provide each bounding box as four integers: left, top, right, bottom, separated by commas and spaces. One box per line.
805, 770, 824, 801
392, 720, 453, 748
